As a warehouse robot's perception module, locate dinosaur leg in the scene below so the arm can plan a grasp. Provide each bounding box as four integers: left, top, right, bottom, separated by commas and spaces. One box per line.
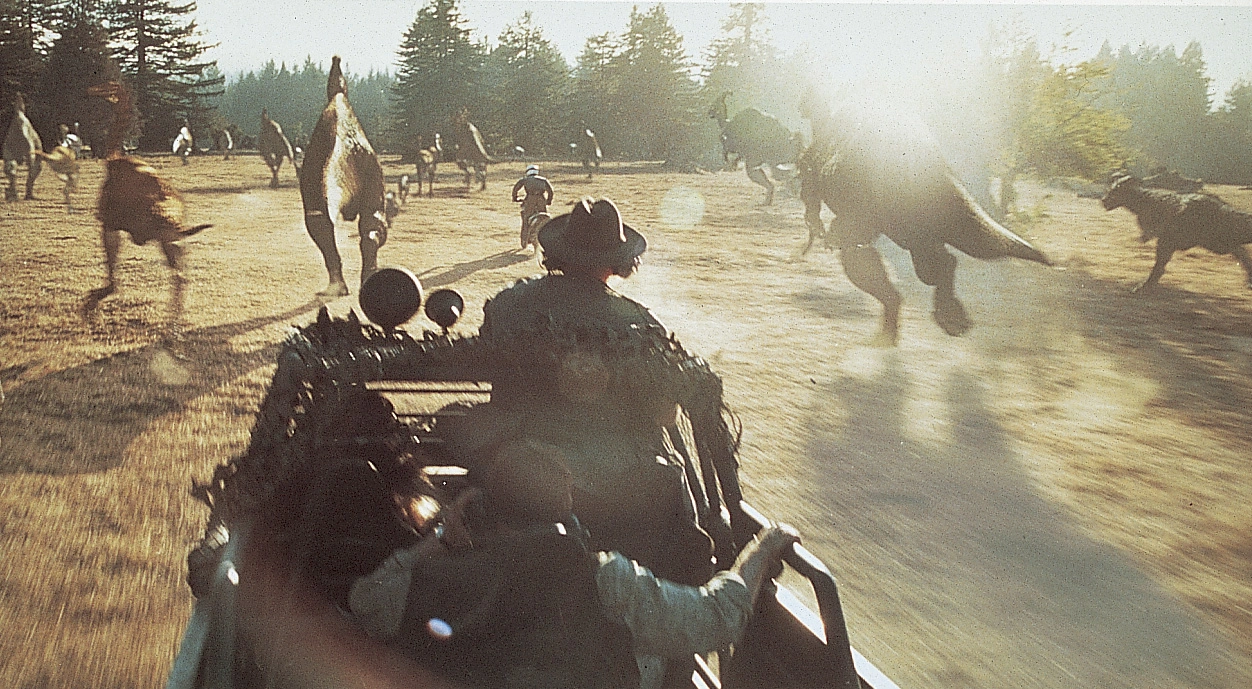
912, 245, 970, 336
800, 192, 825, 256
160, 240, 187, 326
4, 159, 16, 201
746, 165, 775, 205
840, 243, 902, 346
1134, 241, 1174, 294
1232, 245, 1252, 289
25, 156, 41, 200
84, 228, 122, 316
359, 216, 385, 289
305, 211, 349, 296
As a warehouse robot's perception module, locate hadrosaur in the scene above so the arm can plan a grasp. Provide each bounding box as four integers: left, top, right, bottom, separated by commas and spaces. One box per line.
83, 80, 211, 324
797, 93, 1050, 345
298, 55, 389, 297
709, 92, 804, 205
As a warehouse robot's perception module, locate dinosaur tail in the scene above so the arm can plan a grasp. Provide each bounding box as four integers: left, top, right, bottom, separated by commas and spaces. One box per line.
945, 172, 1052, 266
1222, 206, 1252, 246
182, 223, 212, 237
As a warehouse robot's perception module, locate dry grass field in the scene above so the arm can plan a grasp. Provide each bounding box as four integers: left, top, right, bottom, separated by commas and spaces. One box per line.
2, 151, 1251, 688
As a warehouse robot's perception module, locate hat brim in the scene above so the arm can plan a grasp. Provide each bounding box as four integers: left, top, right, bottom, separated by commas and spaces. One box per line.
537, 212, 647, 267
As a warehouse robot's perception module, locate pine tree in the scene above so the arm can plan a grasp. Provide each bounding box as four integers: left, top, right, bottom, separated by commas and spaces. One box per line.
701, 3, 806, 169
40, 0, 119, 156
1096, 41, 1211, 174
214, 59, 393, 150
569, 31, 617, 154
391, 0, 484, 152
1209, 79, 1252, 184
481, 11, 568, 156
610, 4, 699, 163
103, 0, 222, 150
982, 25, 1128, 215
0, 0, 56, 135
702, 3, 774, 112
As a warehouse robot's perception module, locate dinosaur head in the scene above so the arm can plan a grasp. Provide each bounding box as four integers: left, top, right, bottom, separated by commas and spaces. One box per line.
327, 56, 347, 102
1101, 174, 1140, 211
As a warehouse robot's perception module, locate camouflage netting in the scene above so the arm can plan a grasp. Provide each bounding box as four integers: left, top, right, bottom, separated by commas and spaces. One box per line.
191, 307, 745, 554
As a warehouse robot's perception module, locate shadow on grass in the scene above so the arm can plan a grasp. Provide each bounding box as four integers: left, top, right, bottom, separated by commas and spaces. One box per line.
805, 351, 1236, 687
1061, 265, 1252, 429
0, 299, 324, 475
414, 249, 533, 289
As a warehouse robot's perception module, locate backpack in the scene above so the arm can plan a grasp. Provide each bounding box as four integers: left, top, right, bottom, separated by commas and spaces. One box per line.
391, 522, 639, 689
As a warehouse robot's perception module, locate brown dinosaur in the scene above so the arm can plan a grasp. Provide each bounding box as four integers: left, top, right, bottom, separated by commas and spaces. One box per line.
83, 81, 212, 323
451, 108, 490, 191
3, 93, 43, 201
797, 93, 1050, 345
708, 92, 804, 206
299, 55, 388, 297
259, 108, 297, 188
1102, 174, 1252, 292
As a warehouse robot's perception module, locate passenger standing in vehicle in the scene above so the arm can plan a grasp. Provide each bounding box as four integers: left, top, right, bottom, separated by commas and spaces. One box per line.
467, 198, 713, 587
511, 164, 554, 250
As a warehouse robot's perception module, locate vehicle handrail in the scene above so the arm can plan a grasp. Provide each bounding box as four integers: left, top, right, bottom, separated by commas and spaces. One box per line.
738, 501, 860, 689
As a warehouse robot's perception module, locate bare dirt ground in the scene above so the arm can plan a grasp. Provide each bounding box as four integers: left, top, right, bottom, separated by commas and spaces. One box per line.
2, 153, 1251, 689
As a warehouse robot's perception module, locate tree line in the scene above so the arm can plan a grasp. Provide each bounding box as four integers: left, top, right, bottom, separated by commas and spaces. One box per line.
7, 0, 1252, 191
237, 0, 1252, 191
946, 24, 1252, 212
1, 0, 221, 152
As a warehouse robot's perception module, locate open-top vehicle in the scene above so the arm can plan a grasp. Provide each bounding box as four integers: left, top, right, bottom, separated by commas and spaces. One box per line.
165, 269, 902, 689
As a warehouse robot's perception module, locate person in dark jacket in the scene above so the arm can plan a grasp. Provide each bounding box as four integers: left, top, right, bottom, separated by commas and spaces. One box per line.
466, 198, 715, 588
511, 164, 554, 250
349, 437, 799, 689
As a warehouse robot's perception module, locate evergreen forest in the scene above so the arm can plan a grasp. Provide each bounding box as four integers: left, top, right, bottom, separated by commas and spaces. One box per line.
5, 0, 1252, 186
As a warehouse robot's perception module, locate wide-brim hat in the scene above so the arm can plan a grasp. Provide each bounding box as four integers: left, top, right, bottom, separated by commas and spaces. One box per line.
538, 198, 646, 268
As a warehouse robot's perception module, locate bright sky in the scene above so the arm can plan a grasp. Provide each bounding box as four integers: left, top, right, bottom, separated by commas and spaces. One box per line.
196, 2, 1252, 104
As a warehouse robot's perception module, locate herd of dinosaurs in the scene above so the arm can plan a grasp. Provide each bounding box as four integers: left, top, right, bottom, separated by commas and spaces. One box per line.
5, 65, 1252, 345
711, 90, 1252, 345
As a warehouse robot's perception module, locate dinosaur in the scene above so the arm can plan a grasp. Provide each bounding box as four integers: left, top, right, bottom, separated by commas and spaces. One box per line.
259, 108, 297, 188
797, 92, 1051, 345
298, 55, 388, 297
414, 133, 441, 197
451, 108, 490, 191
172, 121, 193, 165
575, 122, 602, 179
32, 140, 78, 212
83, 80, 212, 324
3, 93, 43, 201
708, 92, 804, 205
1102, 174, 1252, 292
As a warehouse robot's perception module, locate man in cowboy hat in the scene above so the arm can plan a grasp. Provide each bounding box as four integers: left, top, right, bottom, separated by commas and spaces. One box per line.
511, 164, 555, 251
482, 196, 657, 339
469, 199, 715, 590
